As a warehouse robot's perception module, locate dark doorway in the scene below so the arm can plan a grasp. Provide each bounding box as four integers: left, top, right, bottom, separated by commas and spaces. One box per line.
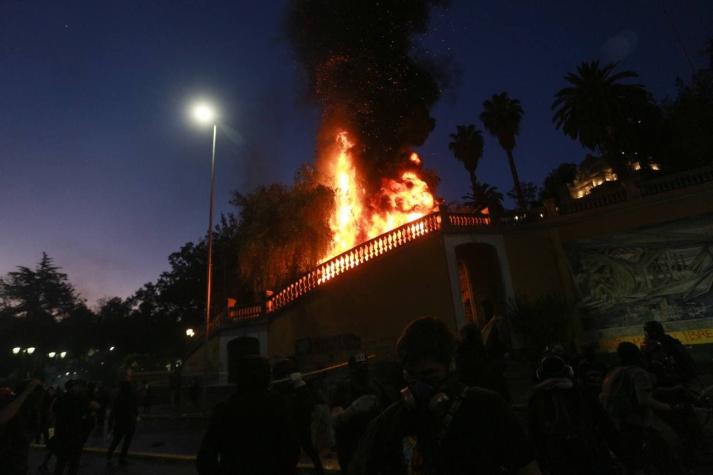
455, 243, 504, 328
227, 336, 260, 383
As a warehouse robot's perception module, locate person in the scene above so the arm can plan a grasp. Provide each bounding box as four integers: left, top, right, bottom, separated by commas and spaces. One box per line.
143, 381, 153, 414
196, 355, 300, 475
641, 320, 697, 387
52, 380, 91, 475
600, 342, 683, 474
0, 379, 44, 475
331, 352, 389, 472
106, 381, 138, 466
94, 383, 110, 435
455, 322, 510, 400
189, 378, 201, 408
272, 359, 325, 475
350, 317, 540, 475
528, 353, 619, 475
641, 320, 703, 463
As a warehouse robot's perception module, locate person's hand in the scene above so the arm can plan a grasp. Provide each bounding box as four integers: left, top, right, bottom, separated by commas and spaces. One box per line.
289, 372, 306, 388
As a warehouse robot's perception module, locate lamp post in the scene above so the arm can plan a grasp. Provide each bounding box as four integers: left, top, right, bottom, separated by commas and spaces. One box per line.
191, 101, 217, 409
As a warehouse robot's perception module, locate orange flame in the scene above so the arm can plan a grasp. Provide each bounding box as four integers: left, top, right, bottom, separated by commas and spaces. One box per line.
322, 131, 437, 261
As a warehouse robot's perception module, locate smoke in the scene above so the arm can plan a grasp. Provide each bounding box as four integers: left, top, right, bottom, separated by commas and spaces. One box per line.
286, 0, 450, 192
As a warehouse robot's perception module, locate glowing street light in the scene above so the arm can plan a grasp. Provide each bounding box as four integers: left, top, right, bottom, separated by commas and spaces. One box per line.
109, 346, 115, 352
186, 328, 195, 338
60, 351, 67, 359
192, 102, 217, 125
12, 347, 21, 355
26, 347, 36, 355
48, 352, 56, 358
189, 99, 219, 409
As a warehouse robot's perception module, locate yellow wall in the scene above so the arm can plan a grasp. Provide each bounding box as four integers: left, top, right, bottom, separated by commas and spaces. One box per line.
267, 233, 457, 366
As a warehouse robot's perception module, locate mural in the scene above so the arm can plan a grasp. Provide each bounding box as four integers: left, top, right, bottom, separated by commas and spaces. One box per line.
566, 214, 713, 334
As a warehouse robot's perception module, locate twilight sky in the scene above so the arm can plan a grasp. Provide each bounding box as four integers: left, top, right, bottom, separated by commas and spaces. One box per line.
1, 0, 711, 304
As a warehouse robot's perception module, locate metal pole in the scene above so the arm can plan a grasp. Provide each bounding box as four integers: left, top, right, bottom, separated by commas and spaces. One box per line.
203, 123, 217, 410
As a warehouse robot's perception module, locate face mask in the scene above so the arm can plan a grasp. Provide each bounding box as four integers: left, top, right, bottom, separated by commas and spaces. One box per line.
408, 380, 436, 407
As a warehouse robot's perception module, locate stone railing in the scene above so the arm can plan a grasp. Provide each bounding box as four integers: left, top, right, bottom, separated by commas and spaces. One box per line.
227, 210, 490, 322
558, 187, 628, 214
639, 164, 713, 196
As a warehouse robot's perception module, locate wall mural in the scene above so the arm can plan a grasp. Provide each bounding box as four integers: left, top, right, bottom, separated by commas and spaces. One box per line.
566, 214, 713, 347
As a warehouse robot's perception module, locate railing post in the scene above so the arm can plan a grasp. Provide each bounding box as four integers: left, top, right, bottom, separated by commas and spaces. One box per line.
438, 204, 450, 233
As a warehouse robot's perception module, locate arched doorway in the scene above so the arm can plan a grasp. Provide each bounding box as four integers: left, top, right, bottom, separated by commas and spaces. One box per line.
455, 243, 505, 329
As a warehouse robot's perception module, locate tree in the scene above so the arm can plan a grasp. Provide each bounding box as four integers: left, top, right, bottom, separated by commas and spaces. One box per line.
462, 181, 504, 216
551, 61, 648, 154
0, 252, 81, 323
448, 124, 484, 193
507, 182, 540, 209
662, 39, 713, 171
539, 163, 577, 204
480, 92, 526, 209
232, 165, 334, 296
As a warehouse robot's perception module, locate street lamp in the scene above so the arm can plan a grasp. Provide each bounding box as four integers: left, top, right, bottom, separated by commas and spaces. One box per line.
12, 347, 21, 355
26, 347, 36, 355
186, 328, 195, 338
48, 352, 56, 358
190, 100, 218, 409
109, 346, 115, 352
60, 351, 67, 359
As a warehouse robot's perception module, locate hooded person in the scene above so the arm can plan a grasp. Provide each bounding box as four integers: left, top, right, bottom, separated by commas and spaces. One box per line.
528, 353, 619, 475
350, 317, 540, 475
196, 356, 300, 475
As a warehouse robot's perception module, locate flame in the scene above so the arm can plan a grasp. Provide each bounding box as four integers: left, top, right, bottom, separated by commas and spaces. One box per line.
322, 131, 437, 261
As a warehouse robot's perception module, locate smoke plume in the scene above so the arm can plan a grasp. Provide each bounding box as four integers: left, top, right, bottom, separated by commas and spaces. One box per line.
286, 0, 450, 192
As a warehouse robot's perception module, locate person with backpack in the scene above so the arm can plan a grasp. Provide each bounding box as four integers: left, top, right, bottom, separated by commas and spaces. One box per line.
600, 342, 683, 474
528, 353, 619, 475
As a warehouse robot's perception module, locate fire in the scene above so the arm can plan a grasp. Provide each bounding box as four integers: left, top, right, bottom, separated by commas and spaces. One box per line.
322, 131, 437, 260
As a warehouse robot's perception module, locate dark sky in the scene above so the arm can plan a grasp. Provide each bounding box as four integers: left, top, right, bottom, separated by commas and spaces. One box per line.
1, 0, 711, 304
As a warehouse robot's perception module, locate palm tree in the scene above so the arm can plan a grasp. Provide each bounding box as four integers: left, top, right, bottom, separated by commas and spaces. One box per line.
463, 181, 504, 216
480, 92, 526, 210
552, 61, 646, 153
448, 124, 484, 194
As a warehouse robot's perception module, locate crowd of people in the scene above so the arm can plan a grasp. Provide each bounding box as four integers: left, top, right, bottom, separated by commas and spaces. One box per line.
2, 317, 708, 474
198, 317, 708, 475
0, 376, 139, 474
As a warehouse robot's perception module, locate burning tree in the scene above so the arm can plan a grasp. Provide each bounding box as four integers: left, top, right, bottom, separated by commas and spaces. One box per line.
286, 0, 449, 260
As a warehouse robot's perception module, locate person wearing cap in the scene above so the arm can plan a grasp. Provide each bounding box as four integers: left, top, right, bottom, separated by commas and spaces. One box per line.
196, 355, 300, 475
350, 317, 540, 475
331, 352, 389, 472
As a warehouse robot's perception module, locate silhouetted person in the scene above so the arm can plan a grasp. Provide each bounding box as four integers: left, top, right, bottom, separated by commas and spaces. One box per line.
351, 317, 540, 475
106, 381, 138, 466
196, 356, 300, 475
455, 322, 510, 400
272, 359, 325, 475
601, 342, 683, 474
189, 378, 201, 408
0, 379, 43, 475
94, 383, 109, 435
53, 380, 91, 475
331, 353, 388, 472
528, 354, 618, 475
641, 320, 703, 465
